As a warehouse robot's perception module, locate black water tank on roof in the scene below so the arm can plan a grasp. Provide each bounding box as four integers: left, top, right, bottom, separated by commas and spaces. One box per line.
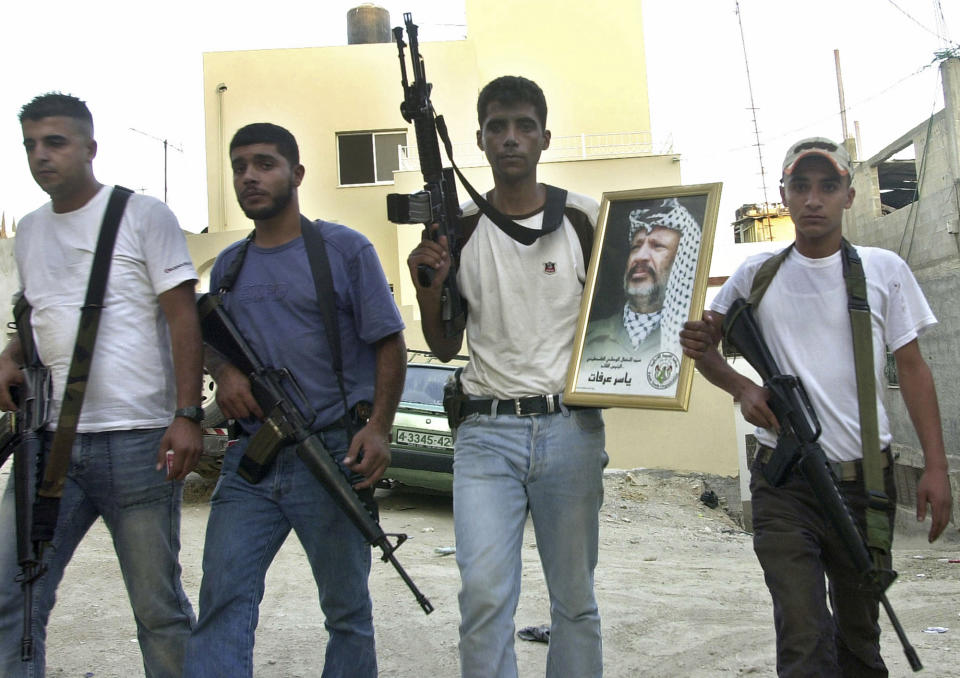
347, 4, 391, 45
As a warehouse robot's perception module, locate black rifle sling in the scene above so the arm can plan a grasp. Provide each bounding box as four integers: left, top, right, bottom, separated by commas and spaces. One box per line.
566, 206, 596, 272
435, 114, 567, 246
301, 218, 354, 436
216, 218, 353, 433
38, 186, 133, 505
747, 238, 890, 556
216, 231, 256, 294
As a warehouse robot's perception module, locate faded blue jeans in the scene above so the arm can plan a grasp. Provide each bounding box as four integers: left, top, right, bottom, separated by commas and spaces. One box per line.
453, 405, 606, 678
0, 428, 196, 678
183, 427, 376, 678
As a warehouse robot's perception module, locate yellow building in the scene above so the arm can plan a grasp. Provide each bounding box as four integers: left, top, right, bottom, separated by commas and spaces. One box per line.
732, 202, 794, 243
191, 0, 740, 477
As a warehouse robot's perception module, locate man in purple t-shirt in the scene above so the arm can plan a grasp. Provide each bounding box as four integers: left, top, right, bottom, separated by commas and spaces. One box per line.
184, 123, 406, 678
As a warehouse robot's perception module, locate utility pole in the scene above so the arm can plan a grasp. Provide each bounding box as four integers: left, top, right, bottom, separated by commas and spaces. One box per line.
129, 127, 184, 204
834, 50, 850, 142
735, 0, 772, 240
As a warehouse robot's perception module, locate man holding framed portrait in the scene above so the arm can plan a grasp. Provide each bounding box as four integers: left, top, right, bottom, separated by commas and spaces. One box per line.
407, 75, 606, 678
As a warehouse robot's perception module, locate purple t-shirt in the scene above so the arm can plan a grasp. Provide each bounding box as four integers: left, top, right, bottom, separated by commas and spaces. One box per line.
210, 220, 404, 431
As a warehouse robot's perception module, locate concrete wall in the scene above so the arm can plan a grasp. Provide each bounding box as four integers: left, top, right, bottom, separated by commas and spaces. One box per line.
844, 58, 960, 525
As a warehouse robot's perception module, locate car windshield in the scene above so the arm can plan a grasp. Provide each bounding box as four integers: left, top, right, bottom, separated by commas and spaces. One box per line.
401, 366, 449, 405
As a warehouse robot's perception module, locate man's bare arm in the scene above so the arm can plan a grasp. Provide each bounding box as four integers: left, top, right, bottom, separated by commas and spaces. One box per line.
204, 346, 262, 420
407, 234, 464, 361
156, 281, 203, 479
0, 338, 24, 411
894, 339, 952, 541
679, 312, 778, 430
345, 331, 407, 488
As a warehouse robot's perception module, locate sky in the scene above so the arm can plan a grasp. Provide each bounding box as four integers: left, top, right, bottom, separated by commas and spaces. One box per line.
2, 0, 958, 258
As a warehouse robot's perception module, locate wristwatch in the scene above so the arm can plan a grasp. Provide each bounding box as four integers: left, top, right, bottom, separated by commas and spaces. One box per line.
174, 406, 204, 423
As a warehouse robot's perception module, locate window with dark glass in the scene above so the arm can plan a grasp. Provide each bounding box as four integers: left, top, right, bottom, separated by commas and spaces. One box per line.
337, 131, 406, 185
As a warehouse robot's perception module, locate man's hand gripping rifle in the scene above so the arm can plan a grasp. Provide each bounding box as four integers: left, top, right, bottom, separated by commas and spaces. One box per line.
722, 298, 921, 672
1, 296, 53, 661
197, 294, 433, 614
386, 12, 466, 338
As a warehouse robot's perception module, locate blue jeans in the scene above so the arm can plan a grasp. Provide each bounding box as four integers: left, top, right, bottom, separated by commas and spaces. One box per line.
453, 406, 606, 678
0, 428, 196, 678
184, 428, 376, 678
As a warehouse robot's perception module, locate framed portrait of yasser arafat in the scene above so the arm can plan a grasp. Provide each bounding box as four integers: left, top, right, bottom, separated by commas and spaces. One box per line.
563, 183, 721, 410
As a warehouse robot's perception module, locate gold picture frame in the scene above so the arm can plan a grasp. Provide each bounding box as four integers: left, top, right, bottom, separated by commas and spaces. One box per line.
563, 183, 721, 410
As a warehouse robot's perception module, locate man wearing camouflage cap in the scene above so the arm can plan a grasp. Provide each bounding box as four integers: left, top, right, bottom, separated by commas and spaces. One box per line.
680, 136, 951, 676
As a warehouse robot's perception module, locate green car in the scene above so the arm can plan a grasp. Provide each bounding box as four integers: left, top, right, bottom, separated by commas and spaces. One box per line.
384, 356, 462, 493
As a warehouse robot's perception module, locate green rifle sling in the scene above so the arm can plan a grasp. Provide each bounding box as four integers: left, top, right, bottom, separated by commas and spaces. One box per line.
747, 238, 891, 558
38, 186, 133, 501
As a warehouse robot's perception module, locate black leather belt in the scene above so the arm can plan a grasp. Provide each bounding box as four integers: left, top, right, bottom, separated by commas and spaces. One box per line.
320, 400, 372, 433
756, 444, 890, 482
460, 394, 567, 417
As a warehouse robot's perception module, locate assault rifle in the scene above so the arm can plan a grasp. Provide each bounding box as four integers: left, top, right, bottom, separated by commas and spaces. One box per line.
197, 293, 433, 614
386, 12, 466, 338
4, 297, 53, 661
722, 297, 922, 672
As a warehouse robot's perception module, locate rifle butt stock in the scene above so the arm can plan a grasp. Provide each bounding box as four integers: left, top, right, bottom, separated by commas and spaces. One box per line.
722, 298, 778, 382
197, 293, 261, 375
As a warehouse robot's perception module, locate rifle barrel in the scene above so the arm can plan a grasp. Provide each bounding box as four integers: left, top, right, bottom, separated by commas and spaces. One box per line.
382, 548, 435, 615
880, 594, 922, 671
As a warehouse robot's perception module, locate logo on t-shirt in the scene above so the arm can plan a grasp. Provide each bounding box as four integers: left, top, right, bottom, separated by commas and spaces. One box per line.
543, 261, 557, 275
238, 282, 290, 302
163, 261, 192, 274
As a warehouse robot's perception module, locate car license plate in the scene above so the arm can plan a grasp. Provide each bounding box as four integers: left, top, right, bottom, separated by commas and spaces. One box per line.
395, 428, 453, 450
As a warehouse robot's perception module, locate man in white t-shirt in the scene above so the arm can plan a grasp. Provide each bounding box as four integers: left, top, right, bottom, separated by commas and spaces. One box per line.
408, 76, 606, 678
680, 137, 952, 677
0, 92, 202, 677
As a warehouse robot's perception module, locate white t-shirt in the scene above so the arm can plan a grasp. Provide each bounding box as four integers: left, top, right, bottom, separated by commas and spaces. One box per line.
14, 186, 198, 432
711, 245, 936, 462
457, 191, 598, 399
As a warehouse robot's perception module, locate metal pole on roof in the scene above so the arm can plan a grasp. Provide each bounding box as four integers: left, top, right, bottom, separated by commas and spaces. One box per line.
834, 49, 850, 143
129, 127, 183, 205
735, 1, 771, 239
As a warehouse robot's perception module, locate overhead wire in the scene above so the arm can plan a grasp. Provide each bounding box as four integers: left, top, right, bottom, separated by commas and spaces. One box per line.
886, 0, 956, 45
722, 61, 938, 155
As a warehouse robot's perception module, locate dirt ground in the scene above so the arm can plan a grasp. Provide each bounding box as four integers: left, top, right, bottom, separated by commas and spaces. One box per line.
11, 468, 959, 678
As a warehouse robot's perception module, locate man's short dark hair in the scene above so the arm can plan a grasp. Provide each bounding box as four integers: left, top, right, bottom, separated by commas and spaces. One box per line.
230, 123, 300, 167
477, 76, 548, 129
19, 92, 94, 135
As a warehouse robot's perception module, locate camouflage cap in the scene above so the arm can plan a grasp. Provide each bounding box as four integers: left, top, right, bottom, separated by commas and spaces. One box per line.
782, 137, 853, 178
